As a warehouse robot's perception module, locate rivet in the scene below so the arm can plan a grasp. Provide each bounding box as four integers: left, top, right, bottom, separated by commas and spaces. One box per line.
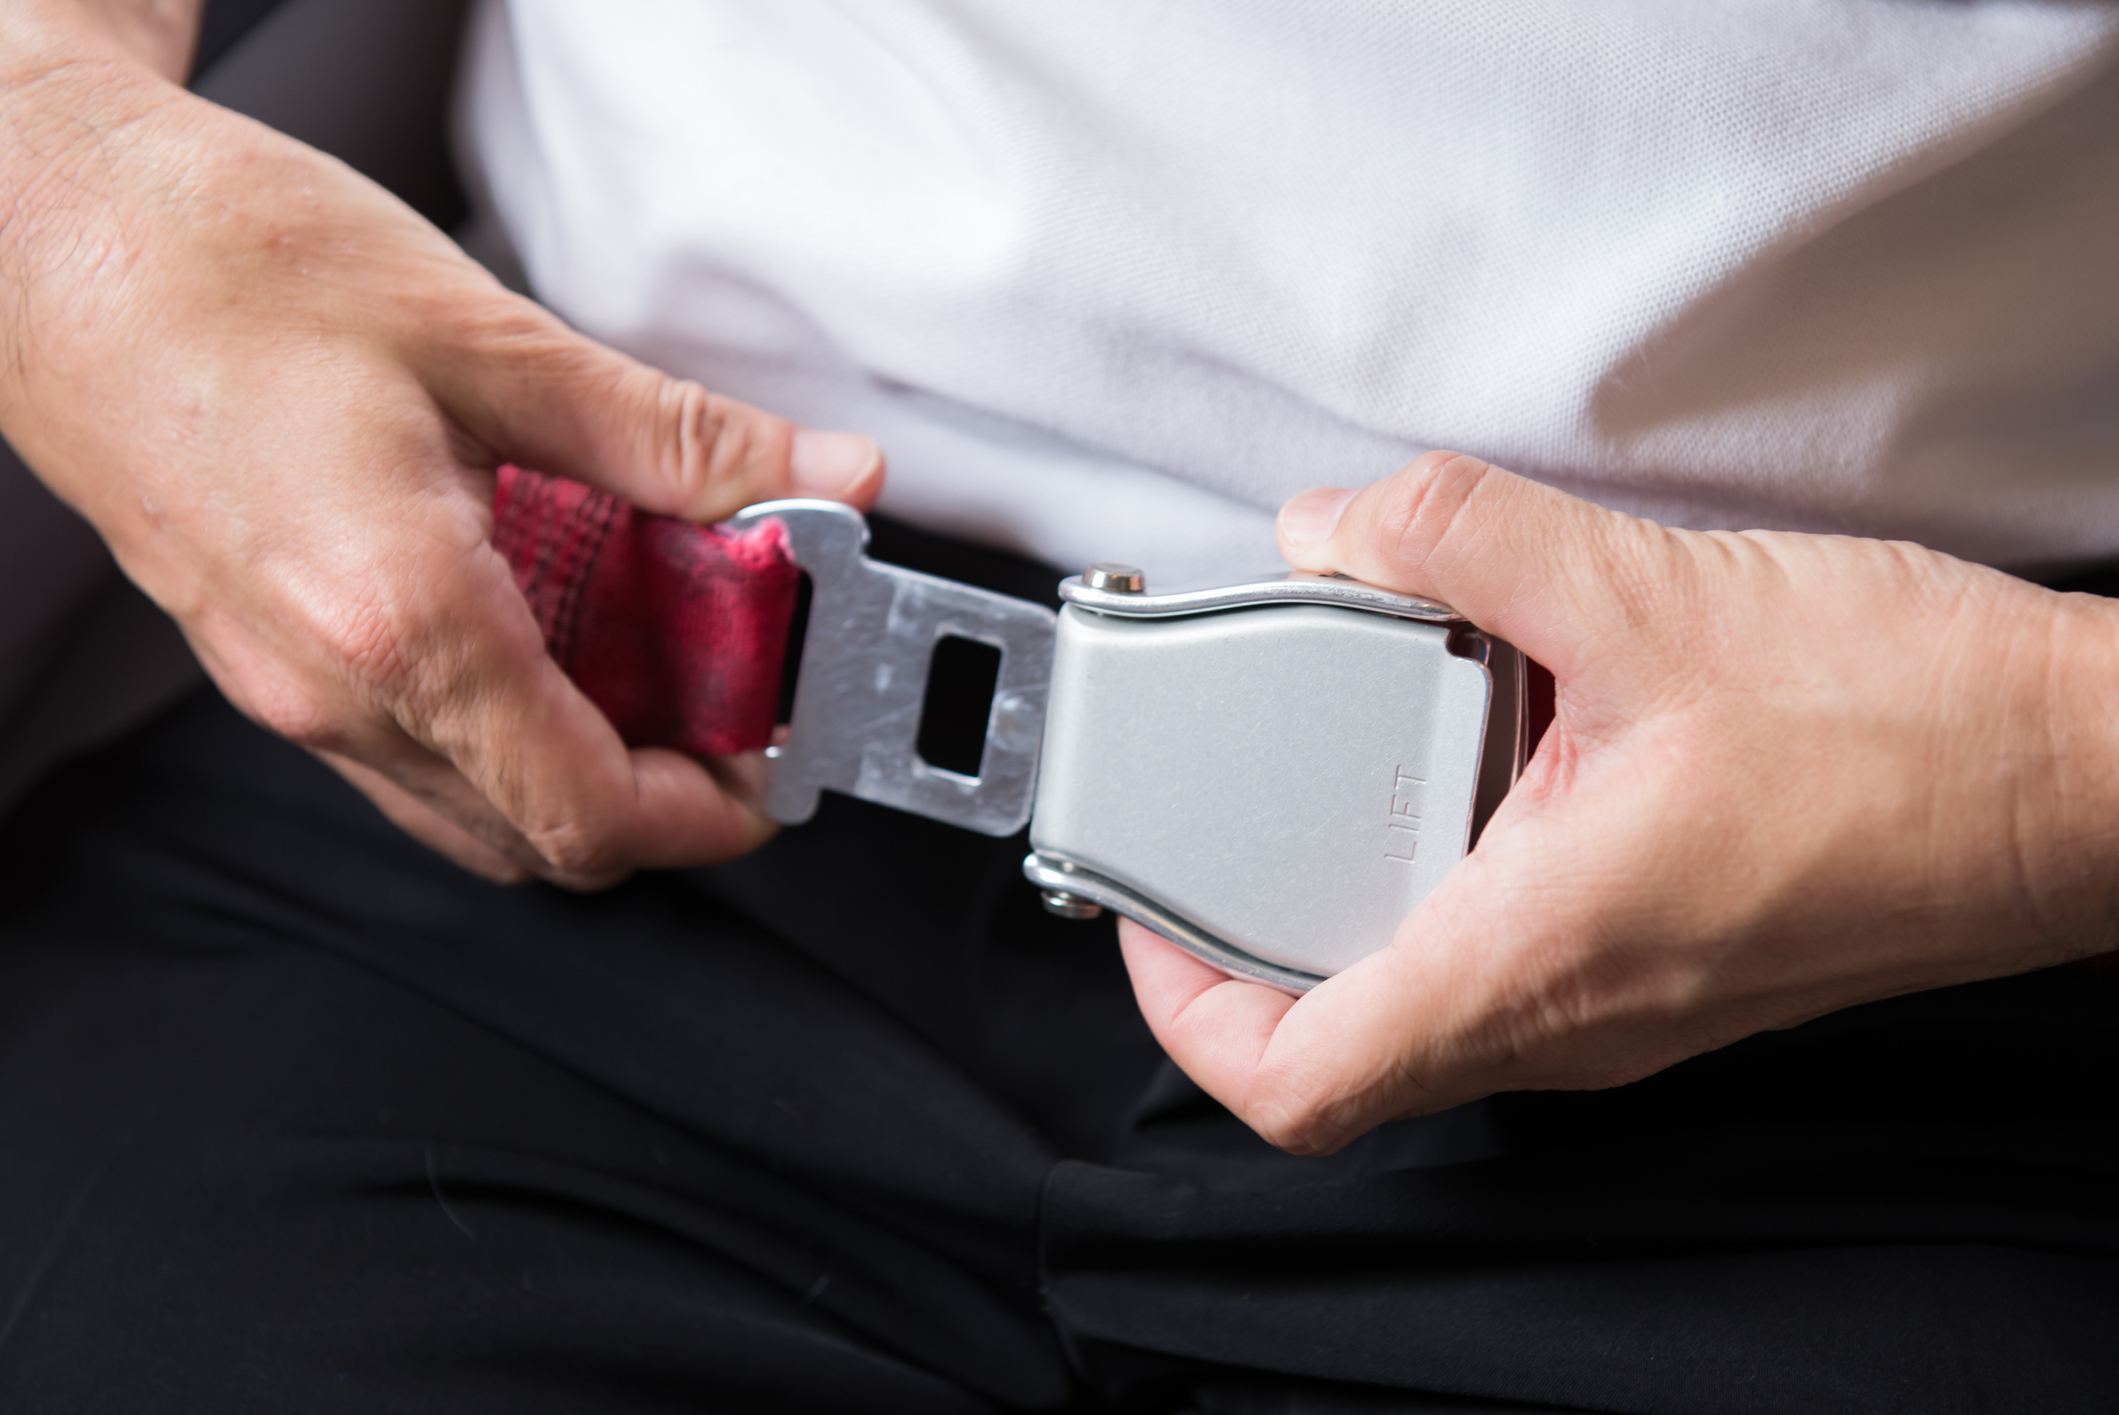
1084, 563, 1145, 594
1040, 889, 1105, 920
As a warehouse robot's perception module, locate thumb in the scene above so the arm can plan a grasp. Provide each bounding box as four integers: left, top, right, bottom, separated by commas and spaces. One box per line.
1275, 451, 1661, 674
422, 297, 882, 522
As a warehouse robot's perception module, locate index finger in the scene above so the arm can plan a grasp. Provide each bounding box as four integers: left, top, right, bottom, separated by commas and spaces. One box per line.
1276, 451, 1663, 678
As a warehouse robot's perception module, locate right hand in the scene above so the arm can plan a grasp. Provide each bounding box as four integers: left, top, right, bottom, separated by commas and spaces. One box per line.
1122, 453, 2119, 1155
0, 8, 881, 886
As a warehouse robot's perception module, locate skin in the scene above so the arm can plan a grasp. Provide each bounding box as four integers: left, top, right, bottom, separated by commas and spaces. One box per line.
1123, 453, 2119, 1154
1, 0, 882, 887
9, 6, 2115, 1154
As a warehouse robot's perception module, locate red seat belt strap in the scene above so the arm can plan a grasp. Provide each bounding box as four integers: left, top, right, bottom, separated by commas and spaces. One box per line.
491, 465, 799, 756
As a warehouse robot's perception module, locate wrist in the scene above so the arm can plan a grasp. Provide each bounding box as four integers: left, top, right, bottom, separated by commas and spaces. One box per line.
1, 1, 199, 89
0, 5, 190, 207
0, 5, 178, 201
0, 27, 195, 484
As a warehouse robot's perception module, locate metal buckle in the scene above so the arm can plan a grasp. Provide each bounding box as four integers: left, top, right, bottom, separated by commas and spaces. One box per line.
728, 500, 1055, 837
732, 503, 1523, 989
1024, 569, 1523, 992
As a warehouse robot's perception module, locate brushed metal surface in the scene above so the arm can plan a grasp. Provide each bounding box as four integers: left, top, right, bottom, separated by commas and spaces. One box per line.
1023, 852, 1328, 993
1061, 568, 1458, 623
731, 500, 1056, 836
1029, 603, 1493, 978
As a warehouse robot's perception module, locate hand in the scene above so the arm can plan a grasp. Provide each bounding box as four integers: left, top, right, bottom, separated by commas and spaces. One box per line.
1122, 452, 2119, 1154
0, 6, 881, 886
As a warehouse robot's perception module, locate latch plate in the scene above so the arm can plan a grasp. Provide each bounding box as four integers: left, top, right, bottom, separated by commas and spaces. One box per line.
730, 500, 1055, 837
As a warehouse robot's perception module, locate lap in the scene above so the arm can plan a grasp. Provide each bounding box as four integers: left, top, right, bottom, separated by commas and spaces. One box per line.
2, 688, 2114, 1413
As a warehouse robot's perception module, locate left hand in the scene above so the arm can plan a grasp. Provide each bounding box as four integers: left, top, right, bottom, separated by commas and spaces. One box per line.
1121, 452, 2119, 1155
0, 2, 883, 888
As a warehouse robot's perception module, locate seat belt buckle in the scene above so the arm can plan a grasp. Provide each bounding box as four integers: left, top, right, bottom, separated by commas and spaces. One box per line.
731, 499, 1525, 993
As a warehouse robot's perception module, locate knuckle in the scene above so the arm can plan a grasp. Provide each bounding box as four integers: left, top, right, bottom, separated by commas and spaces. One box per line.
525, 815, 630, 885
246, 679, 343, 751
668, 381, 792, 505
309, 590, 455, 720
318, 594, 413, 686
664, 379, 725, 497
1247, 1097, 1338, 1157
195, 608, 389, 755
1375, 451, 1495, 568
303, 586, 488, 755
1243, 1062, 1353, 1157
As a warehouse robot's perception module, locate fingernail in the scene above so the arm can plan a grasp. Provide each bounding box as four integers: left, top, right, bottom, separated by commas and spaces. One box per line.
1277, 487, 1359, 548
791, 429, 880, 497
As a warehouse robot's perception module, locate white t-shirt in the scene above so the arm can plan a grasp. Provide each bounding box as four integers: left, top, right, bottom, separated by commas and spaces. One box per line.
459, 1, 2119, 582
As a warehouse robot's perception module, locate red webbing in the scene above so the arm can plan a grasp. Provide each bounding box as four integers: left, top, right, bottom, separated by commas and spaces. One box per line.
492, 465, 799, 756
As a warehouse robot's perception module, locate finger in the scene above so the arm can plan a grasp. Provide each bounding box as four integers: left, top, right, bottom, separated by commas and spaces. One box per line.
1237, 809, 1711, 1150
340, 684, 777, 888
438, 662, 779, 888
389, 537, 779, 885
701, 749, 772, 816
1122, 912, 1479, 1156
318, 749, 534, 885
315, 721, 553, 876
608, 745, 782, 871
184, 608, 554, 881
419, 302, 883, 522
1123, 852, 1566, 1155
1274, 451, 1660, 673
1117, 920, 1368, 1154
1119, 920, 1293, 1082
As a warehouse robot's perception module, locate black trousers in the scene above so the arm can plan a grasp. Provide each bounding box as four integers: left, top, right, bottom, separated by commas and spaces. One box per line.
4, 534, 2117, 1413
